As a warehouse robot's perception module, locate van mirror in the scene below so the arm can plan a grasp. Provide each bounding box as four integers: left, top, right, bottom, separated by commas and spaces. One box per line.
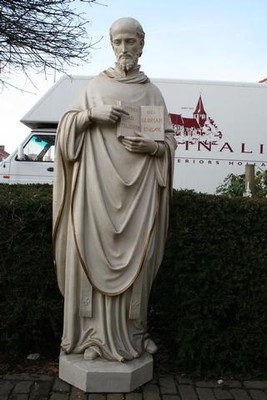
17, 145, 24, 161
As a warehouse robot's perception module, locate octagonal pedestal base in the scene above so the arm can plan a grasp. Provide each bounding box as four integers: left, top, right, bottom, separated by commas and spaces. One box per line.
59, 352, 153, 393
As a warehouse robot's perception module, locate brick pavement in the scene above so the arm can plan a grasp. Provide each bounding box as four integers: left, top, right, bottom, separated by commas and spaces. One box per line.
1, 371, 267, 400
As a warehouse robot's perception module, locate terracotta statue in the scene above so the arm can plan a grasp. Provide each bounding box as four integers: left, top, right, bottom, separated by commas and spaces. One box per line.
53, 17, 176, 362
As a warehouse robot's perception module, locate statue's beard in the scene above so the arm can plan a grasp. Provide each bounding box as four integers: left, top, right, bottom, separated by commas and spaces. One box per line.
117, 54, 139, 73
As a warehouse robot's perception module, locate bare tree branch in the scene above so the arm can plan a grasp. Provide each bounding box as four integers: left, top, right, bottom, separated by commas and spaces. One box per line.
0, 0, 104, 89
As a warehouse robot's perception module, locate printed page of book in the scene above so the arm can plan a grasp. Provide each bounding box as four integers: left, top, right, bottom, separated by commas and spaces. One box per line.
141, 106, 164, 141
117, 102, 140, 138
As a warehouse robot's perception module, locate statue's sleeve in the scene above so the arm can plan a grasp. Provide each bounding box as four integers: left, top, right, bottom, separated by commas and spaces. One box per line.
53, 109, 90, 295
153, 103, 177, 188
57, 110, 90, 162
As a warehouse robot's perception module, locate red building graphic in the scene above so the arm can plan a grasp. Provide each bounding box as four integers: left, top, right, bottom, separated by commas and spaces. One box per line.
169, 95, 223, 145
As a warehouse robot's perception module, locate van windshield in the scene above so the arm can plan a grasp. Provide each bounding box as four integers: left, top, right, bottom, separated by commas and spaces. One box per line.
18, 134, 55, 162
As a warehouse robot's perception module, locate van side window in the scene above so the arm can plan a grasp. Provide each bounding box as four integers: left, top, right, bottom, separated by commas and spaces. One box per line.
17, 134, 55, 162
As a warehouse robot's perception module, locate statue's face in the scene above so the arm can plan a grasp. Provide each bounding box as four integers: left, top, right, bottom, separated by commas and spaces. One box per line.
111, 21, 143, 72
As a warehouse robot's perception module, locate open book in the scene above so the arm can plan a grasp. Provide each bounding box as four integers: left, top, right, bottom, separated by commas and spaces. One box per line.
117, 102, 164, 141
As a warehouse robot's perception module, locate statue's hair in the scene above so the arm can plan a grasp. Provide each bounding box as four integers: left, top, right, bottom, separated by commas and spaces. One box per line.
109, 17, 145, 43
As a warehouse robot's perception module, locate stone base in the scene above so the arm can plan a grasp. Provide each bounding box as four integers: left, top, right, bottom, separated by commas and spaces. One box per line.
59, 352, 153, 393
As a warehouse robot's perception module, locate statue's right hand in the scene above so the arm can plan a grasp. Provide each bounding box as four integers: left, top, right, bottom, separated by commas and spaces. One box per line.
90, 105, 129, 124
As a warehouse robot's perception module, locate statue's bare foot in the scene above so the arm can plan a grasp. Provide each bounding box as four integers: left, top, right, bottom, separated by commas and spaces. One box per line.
84, 347, 99, 360
144, 338, 158, 354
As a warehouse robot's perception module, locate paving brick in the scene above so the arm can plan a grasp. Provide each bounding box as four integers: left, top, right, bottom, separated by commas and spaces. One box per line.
159, 376, 177, 394
4, 373, 53, 383
213, 388, 233, 399
125, 393, 143, 400
50, 393, 69, 400
0, 381, 14, 395
13, 381, 33, 394
244, 382, 267, 390
107, 395, 124, 400
223, 382, 242, 389
143, 382, 160, 400
89, 395, 106, 400
162, 395, 181, 400
178, 385, 198, 400
196, 381, 218, 388
9, 394, 28, 400
70, 386, 84, 400
249, 390, 267, 400
29, 381, 52, 400
53, 378, 70, 393
31, 375, 54, 382
229, 388, 251, 400
4, 374, 33, 381
0, 395, 8, 400
175, 376, 193, 385
197, 387, 216, 400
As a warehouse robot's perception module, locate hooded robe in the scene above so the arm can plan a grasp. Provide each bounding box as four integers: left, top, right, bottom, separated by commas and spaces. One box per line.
53, 68, 176, 361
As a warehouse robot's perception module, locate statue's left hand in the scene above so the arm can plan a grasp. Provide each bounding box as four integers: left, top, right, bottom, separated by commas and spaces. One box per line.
121, 131, 158, 155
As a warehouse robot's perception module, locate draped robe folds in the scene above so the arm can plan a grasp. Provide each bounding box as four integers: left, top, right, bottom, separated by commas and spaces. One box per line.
53, 70, 177, 362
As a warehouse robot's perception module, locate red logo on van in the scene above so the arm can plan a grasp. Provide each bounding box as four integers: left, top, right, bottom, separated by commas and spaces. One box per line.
169, 95, 223, 145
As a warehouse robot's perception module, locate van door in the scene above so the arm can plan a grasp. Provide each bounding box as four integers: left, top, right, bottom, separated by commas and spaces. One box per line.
9, 133, 55, 184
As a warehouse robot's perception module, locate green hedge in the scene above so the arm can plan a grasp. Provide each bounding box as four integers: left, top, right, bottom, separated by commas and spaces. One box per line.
0, 185, 62, 360
151, 190, 267, 376
0, 185, 267, 376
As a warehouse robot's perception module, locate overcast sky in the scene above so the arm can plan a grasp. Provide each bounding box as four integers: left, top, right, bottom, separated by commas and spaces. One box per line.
1, 0, 267, 153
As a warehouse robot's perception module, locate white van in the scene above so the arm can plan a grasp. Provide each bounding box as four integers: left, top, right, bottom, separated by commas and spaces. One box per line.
0, 129, 55, 184
1, 75, 267, 193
